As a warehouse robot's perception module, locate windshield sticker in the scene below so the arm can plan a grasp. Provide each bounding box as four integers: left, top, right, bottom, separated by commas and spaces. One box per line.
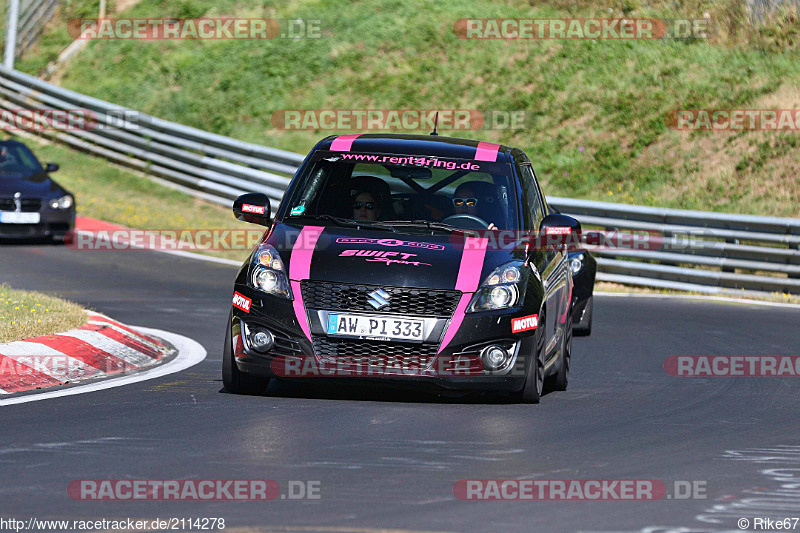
339, 152, 483, 171
335, 237, 445, 251
339, 249, 432, 267
289, 205, 306, 216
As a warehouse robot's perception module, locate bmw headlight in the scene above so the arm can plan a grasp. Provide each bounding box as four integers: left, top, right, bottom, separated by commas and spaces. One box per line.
467, 262, 525, 312
570, 253, 585, 275
49, 195, 73, 210
248, 245, 293, 299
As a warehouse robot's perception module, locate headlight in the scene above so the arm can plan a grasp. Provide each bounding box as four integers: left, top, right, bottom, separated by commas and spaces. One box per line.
570, 253, 585, 275
49, 195, 73, 210
467, 262, 525, 312
248, 244, 292, 299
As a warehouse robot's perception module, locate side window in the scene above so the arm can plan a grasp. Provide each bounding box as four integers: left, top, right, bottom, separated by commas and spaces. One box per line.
520, 165, 545, 225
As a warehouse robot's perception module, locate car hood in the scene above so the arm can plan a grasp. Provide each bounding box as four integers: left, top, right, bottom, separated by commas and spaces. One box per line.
0, 171, 65, 198
268, 223, 525, 291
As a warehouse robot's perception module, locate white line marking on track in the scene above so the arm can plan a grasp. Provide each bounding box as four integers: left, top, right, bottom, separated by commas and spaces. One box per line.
596, 291, 800, 310
0, 327, 206, 406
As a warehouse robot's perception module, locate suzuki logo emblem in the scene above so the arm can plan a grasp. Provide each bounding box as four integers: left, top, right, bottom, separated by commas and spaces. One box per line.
367, 288, 391, 310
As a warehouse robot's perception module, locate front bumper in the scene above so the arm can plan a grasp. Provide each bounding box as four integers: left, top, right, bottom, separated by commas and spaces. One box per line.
0, 208, 75, 239
229, 285, 537, 391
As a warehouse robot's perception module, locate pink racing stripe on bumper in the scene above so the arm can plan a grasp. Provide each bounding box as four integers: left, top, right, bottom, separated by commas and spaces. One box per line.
438, 236, 489, 354
289, 226, 325, 342
291, 281, 311, 342
330, 134, 361, 152
474, 141, 500, 162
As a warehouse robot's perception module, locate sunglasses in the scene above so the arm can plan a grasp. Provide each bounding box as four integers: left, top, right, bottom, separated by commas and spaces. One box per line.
452, 197, 478, 207
353, 202, 377, 210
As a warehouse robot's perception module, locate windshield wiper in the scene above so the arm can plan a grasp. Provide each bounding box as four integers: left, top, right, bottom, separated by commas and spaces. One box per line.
382, 219, 471, 234
287, 214, 399, 233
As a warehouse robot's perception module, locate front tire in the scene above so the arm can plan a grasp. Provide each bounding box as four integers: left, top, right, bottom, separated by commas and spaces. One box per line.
513, 313, 545, 404
222, 315, 269, 395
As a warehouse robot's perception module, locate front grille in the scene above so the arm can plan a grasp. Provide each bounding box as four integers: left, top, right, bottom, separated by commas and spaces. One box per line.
0, 198, 42, 212
312, 337, 439, 369
301, 281, 460, 317
0, 224, 38, 236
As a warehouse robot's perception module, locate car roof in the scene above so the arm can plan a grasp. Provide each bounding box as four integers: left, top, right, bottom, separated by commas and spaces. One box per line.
315, 133, 515, 163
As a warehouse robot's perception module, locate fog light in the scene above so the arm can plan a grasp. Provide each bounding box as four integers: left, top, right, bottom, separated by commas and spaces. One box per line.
481, 345, 509, 371
249, 329, 274, 353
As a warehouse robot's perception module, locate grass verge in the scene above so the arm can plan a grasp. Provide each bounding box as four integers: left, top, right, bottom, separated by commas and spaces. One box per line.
0, 283, 88, 343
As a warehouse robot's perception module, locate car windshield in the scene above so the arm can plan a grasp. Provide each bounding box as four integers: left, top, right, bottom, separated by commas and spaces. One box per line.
282, 150, 520, 230
0, 143, 43, 174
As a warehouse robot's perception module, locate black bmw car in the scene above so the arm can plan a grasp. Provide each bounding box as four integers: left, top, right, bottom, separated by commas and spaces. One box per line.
550, 206, 597, 336
0, 140, 75, 241
223, 134, 581, 403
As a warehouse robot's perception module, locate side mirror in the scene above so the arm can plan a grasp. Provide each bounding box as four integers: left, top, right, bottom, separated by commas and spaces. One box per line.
540, 213, 582, 249
46, 163, 59, 172
233, 193, 271, 226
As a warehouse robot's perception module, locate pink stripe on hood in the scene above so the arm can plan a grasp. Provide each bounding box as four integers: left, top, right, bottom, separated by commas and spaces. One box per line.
289, 226, 325, 342
438, 237, 488, 354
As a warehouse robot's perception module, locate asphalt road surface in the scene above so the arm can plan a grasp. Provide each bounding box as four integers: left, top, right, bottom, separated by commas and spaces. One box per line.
2, 242, 799, 533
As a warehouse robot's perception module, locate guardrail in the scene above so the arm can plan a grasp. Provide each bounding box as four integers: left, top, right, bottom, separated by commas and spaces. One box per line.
6, 0, 59, 59
1, 66, 798, 296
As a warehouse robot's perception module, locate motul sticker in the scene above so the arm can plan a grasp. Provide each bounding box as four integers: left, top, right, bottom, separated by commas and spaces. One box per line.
545, 226, 571, 235
511, 314, 538, 333
232, 291, 252, 313
242, 204, 265, 214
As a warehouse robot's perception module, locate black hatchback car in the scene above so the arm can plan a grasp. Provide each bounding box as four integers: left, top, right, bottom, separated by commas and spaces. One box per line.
223, 134, 581, 403
0, 140, 75, 241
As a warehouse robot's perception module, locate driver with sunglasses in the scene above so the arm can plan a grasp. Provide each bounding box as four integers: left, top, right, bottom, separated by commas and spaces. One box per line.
452, 181, 498, 230
352, 191, 381, 221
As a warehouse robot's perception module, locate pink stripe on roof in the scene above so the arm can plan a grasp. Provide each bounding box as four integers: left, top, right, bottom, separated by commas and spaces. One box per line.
330, 134, 362, 152
474, 141, 501, 162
